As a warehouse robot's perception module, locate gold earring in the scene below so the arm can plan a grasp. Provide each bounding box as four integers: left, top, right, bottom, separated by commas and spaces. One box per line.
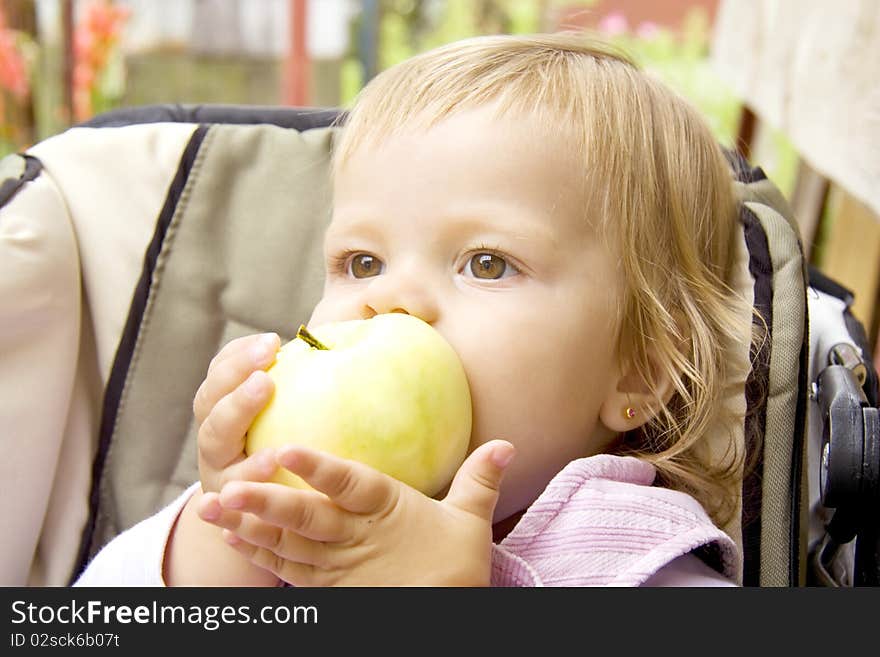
624, 406, 636, 420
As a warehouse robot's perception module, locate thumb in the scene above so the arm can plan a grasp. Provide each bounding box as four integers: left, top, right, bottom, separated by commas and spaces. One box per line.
444, 440, 516, 521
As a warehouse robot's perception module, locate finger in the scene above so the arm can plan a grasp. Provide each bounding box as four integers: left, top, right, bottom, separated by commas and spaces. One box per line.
196, 492, 255, 538
276, 445, 393, 515
209, 333, 276, 371
193, 332, 279, 424
444, 440, 515, 521
196, 491, 233, 524
200, 494, 327, 568
197, 371, 274, 474
221, 532, 325, 587
215, 448, 279, 489
199, 493, 296, 554
206, 333, 281, 382
218, 480, 351, 542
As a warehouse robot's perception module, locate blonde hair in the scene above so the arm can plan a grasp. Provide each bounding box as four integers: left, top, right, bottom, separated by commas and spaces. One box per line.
333, 33, 752, 528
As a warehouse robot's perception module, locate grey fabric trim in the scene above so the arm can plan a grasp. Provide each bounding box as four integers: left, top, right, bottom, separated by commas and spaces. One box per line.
744, 186, 809, 586
89, 123, 335, 556
0, 152, 25, 181
0, 154, 42, 208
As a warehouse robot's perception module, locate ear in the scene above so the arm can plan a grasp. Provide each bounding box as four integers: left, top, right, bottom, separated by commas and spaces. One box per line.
599, 352, 677, 433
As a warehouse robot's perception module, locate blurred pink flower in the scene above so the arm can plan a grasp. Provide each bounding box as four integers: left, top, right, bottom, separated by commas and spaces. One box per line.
636, 21, 660, 40
73, 0, 131, 121
74, 30, 97, 60
598, 11, 629, 37
74, 65, 95, 89
0, 7, 30, 100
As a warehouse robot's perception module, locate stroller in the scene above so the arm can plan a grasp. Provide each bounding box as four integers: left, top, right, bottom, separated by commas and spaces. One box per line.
0, 104, 876, 587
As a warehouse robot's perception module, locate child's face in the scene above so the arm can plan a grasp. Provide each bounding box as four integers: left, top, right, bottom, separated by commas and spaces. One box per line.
310, 105, 627, 523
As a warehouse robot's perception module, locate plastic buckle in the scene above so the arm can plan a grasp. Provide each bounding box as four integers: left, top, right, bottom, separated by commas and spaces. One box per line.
808, 533, 851, 586
829, 343, 867, 387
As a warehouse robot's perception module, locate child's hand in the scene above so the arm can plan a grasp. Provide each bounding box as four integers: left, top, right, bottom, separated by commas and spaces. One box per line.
163, 333, 285, 587
198, 440, 516, 586
193, 332, 281, 493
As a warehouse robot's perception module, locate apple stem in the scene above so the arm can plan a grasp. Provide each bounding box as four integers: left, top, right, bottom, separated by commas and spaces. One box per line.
296, 324, 329, 350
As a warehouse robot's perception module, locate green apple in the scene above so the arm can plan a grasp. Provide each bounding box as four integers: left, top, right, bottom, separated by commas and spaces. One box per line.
245, 313, 472, 497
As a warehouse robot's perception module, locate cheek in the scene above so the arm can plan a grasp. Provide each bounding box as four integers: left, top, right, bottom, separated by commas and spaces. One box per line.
453, 314, 616, 444
456, 331, 573, 430
455, 328, 618, 516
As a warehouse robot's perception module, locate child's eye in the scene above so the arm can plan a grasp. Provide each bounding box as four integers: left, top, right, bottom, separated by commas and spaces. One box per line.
329, 251, 384, 278
349, 253, 384, 278
466, 252, 517, 280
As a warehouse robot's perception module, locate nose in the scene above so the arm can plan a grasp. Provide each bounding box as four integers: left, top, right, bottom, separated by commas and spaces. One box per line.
360, 270, 439, 324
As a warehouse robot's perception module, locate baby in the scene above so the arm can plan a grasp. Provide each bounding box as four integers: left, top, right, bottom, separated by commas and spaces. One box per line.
76, 32, 753, 587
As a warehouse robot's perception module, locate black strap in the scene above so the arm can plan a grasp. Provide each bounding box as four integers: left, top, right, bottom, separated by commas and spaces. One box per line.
77, 103, 344, 131
68, 124, 210, 584
740, 203, 772, 586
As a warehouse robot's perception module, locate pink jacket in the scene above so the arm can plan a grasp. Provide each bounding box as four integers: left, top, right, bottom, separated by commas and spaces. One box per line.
491, 455, 741, 586
74, 454, 740, 587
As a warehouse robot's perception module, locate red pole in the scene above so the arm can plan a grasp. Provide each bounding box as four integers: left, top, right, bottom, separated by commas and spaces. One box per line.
284, 0, 309, 106
62, 0, 75, 125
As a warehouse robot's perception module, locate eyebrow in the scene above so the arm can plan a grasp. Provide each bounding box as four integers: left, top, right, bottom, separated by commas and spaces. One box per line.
323, 218, 386, 244
326, 207, 562, 248
441, 212, 561, 247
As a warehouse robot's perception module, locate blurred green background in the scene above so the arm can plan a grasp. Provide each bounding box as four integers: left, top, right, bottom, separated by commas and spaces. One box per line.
0, 0, 797, 194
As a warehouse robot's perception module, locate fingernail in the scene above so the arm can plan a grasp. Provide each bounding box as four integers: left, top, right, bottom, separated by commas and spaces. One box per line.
222, 530, 240, 545
252, 334, 277, 365
200, 505, 219, 521
198, 496, 220, 521
244, 371, 267, 398
491, 443, 515, 469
